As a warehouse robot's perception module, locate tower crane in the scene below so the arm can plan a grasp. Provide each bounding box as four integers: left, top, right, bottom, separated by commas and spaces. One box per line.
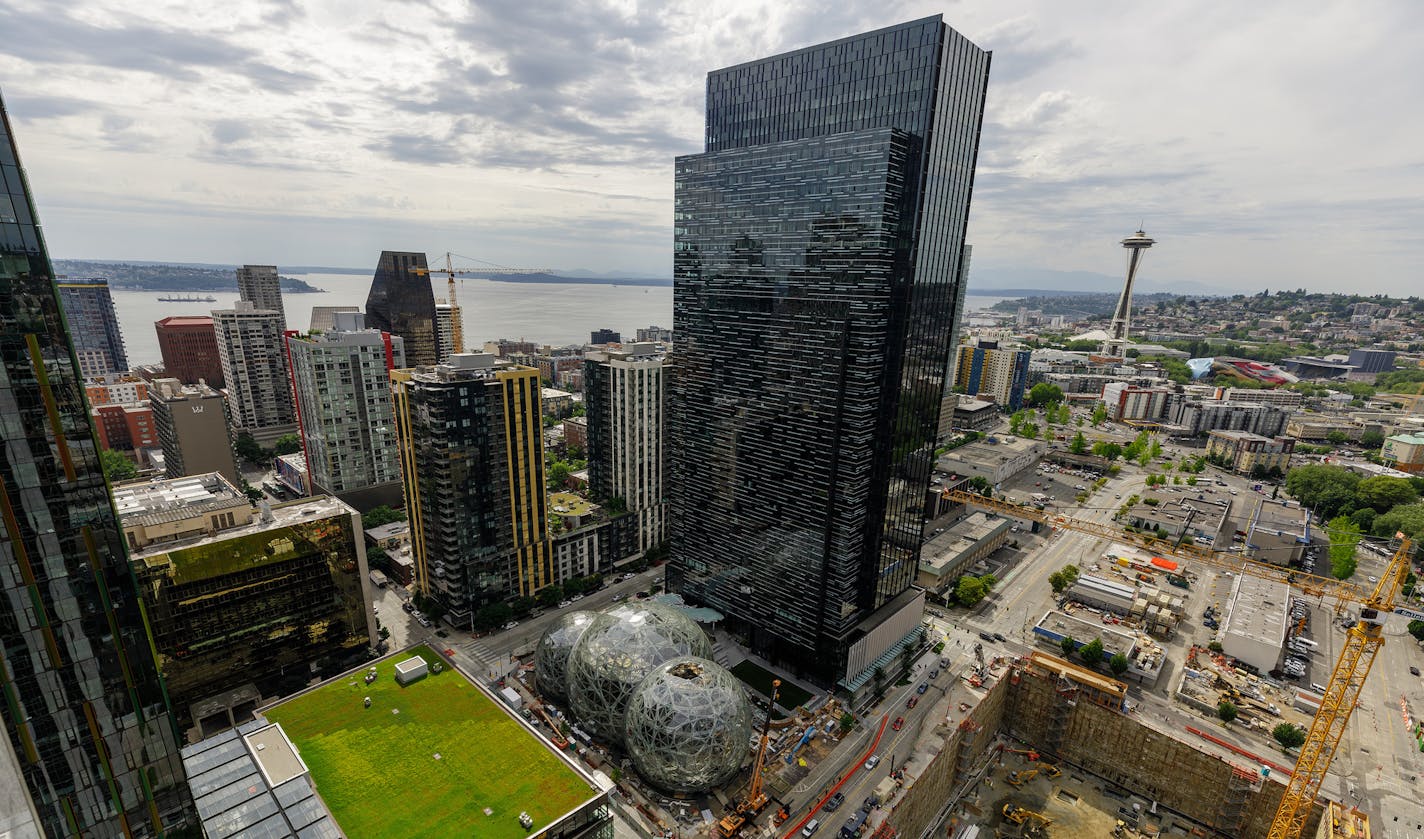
719, 679, 780, 837
942, 489, 1416, 839
409, 252, 552, 356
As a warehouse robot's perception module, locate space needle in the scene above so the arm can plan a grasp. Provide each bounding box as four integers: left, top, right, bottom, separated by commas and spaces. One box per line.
1100, 229, 1156, 359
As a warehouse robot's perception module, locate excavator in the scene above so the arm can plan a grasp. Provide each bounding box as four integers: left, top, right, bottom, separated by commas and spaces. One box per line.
718, 680, 780, 837
944, 488, 1417, 839
1002, 803, 1053, 831
1006, 768, 1038, 787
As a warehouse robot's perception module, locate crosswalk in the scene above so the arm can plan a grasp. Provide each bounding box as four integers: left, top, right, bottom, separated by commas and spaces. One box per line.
454, 638, 516, 681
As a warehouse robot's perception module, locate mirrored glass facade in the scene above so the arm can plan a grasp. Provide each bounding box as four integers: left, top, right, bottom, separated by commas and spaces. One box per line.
365, 251, 438, 367
669, 17, 990, 682
0, 91, 194, 836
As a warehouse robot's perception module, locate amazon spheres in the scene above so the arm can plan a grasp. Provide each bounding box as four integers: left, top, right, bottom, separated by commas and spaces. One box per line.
535, 601, 754, 793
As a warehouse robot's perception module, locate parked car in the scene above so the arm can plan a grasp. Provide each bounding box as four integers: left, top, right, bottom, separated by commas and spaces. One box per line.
502, 621, 519, 630
402, 601, 415, 613
417, 616, 432, 628
892, 717, 904, 730
558, 600, 572, 609
916, 682, 928, 695
993, 632, 1007, 642
822, 793, 845, 812
906, 696, 918, 709
863, 755, 881, 771
978, 631, 994, 642
862, 794, 880, 810
928, 668, 939, 680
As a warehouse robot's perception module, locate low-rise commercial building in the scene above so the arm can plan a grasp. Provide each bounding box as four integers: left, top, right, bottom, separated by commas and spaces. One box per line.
1032, 611, 1164, 686
917, 512, 1010, 601
1382, 433, 1424, 473
935, 435, 1045, 486
1237, 497, 1313, 567
1206, 429, 1295, 475
951, 398, 999, 432
1219, 574, 1288, 674
1066, 575, 1137, 615
1285, 417, 1362, 443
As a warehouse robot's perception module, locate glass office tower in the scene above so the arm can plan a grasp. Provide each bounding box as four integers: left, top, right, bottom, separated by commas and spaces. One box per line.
669, 17, 990, 684
365, 250, 438, 367
0, 92, 193, 836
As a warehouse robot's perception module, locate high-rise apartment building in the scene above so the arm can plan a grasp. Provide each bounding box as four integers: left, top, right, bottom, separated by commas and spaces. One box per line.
953, 340, 1033, 411
235, 264, 285, 328
585, 343, 666, 556
286, 311, 405, 508
113, 476, 375, 735
668, 18, 990, 686
150, 377, 241, 485
155, 315, 224, 387
213, 300, 296, 445
56, 277, 128, 374
365, 250, 438, 367
435, 301, 458, 362
392, 353, 550, 627
0, 89, 194, 837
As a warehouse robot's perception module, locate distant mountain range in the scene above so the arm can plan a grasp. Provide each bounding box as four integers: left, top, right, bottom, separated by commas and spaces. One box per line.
53, 260, 322, 293
968, 267, 1233, 297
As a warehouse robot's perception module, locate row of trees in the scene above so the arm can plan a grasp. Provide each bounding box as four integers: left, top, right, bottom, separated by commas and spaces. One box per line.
953, 573, 998, 606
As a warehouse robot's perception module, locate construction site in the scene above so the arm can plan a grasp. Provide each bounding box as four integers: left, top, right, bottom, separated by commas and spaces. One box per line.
875, 650, 1319, 839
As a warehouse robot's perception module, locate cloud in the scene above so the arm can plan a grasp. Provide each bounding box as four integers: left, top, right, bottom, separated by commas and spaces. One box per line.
0, 0, 1421, 295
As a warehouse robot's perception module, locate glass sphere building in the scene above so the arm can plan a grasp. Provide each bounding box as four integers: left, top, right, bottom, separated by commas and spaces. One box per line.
566, 602, 712, 745
534, 611, 597, 705
624, 657, 752, 793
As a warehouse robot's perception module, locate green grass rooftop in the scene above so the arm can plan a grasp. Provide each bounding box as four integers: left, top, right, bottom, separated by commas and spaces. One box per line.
263, 645, 600, 838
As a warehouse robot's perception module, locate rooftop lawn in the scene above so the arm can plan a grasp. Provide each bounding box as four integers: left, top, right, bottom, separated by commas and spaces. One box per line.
264, 646, 595, 839
730, 659, 814, 710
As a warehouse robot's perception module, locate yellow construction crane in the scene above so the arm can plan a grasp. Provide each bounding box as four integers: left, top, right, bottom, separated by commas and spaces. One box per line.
944, 489, 1415, 839
719, 679, 779, 837
410, 252, 552, 356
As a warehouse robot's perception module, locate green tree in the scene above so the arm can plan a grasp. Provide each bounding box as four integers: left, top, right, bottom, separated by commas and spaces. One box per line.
98, 448, 137, 483
548, 460, 573, 488
839, 712, 856, 735
1373, 502, 1424, 543
1078, 638, 1105, 665
1049, 571, 1068, 593
1325, 430, 1349, 445
1356, 475, 1419, 513
1069, 432, 1087, 455
955, 575, 988, 606
1092, 441, 1123, 461
1217, 701, 1238, 725
980, 573, 998, 590
508, 596, 537, 618
273, 433, 302, 456
363, 505, 405, 527
1349, 507, 1377, 533
536, 585, 564, 607
1059, 635, 1078, 657
1409, 620, 1424, 642
1109, 653, 1129, 676
1027, 382, 1065, 408
1207, 640, 1224, 653
1327, 515, 1362, 579
1272, 723, 1306, 751
1285, 464, 1361, 519
1091, 404, 1108, 426
1360, 429, 1385, 449
234, 432, 266, 463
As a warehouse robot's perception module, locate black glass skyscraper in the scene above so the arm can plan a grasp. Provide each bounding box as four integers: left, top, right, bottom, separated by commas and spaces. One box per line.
0, 92, 193, 835
365, 250, 438, 367
668, 18, 990, 684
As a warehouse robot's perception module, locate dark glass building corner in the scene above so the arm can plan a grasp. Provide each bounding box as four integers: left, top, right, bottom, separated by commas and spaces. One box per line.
0, 90, 194, 836
365, 251, 438, 367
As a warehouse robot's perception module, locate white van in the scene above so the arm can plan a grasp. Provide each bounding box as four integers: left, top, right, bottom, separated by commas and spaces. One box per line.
803, 818, 821, 836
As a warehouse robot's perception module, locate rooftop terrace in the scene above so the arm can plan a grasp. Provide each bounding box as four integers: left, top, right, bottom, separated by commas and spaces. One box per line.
261, 646, 603, 839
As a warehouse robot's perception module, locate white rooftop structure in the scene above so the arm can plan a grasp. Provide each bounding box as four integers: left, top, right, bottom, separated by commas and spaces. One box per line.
1219, 573, 1289, 674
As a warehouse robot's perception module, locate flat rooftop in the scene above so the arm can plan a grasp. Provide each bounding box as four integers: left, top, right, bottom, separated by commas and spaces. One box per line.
1221, 574, 1289, 646
131, 495, 352, 583
1035, 610, 1136, 656
261, 646, 603, 839
549, 491, 595, 517
113, 472, 248, 528
921, 512, 1007, 574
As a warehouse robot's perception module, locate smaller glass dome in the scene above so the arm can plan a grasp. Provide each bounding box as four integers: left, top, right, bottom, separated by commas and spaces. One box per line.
534, 611, 597, 705
625, 657, 753, 793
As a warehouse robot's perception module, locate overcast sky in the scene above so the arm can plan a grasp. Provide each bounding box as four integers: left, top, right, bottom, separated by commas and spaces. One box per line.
2, 0, 1421, 294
